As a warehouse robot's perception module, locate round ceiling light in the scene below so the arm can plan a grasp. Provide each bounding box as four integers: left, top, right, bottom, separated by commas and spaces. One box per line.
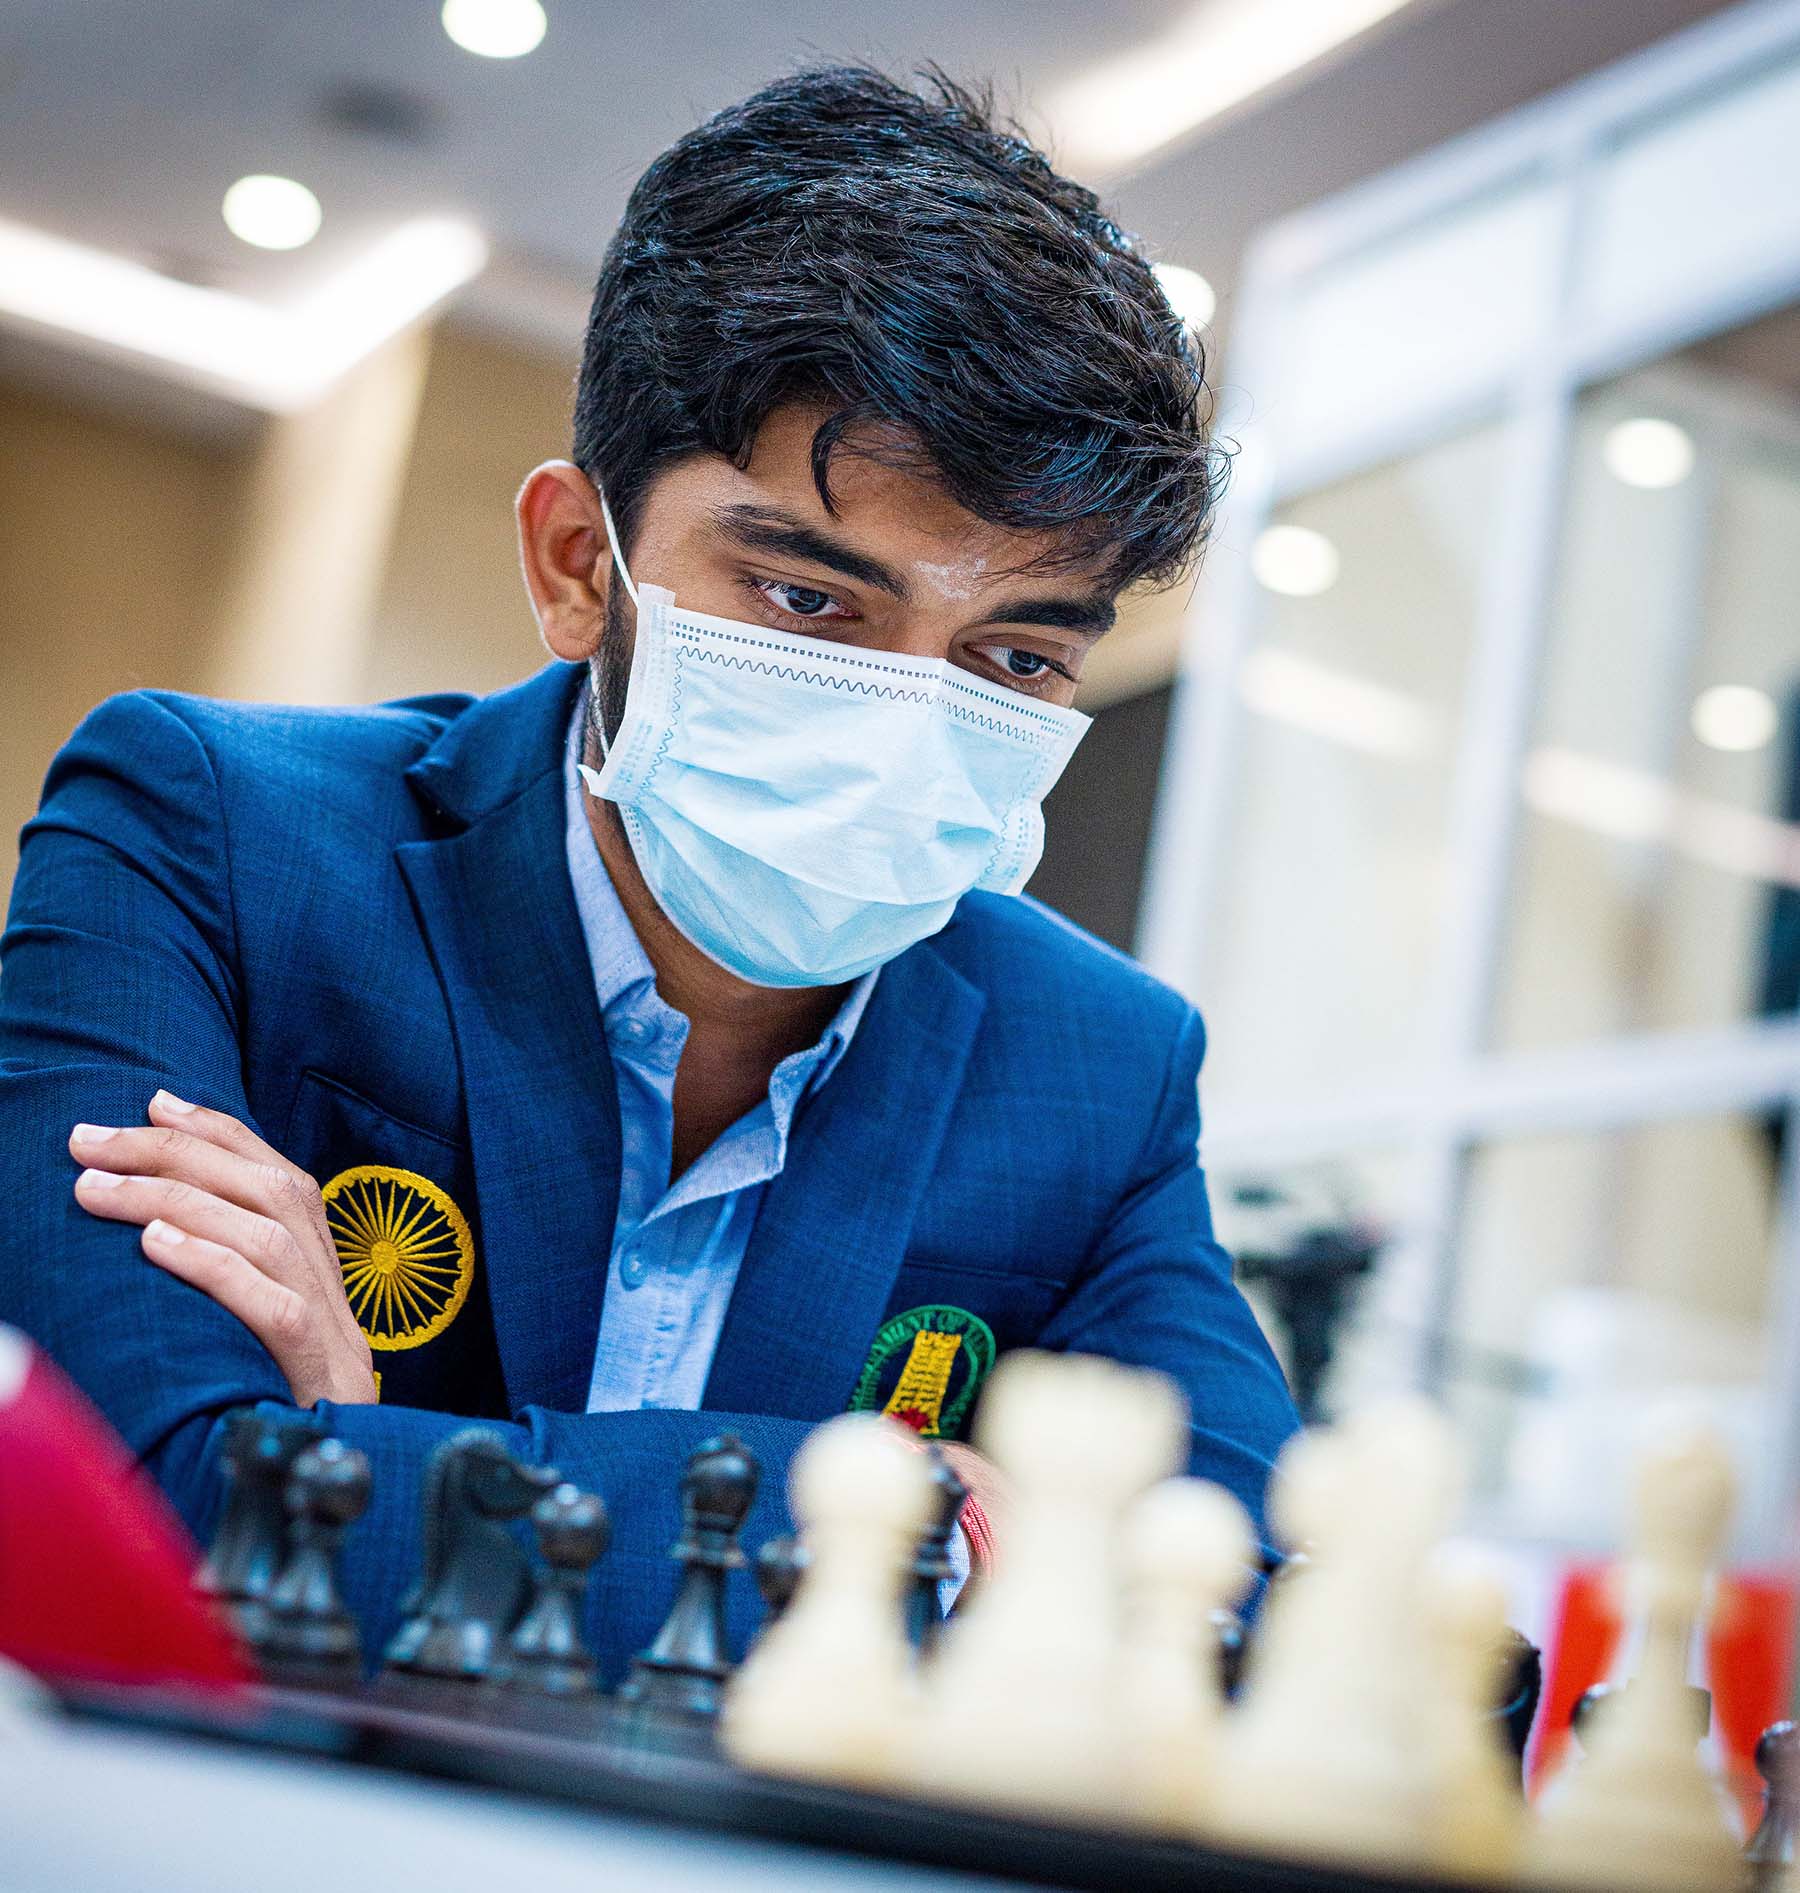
1252, 523, 1340, 598
1691, 684, 1779, 753
1602, 416, 1695, 489
221, 174, 323, 251
441, 0, 547, 58
1153, 262, 1217, 332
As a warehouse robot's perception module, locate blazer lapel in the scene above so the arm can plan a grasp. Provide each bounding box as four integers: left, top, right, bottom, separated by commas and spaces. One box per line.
703, 941, 985, 1418
395, 662, 621, 1414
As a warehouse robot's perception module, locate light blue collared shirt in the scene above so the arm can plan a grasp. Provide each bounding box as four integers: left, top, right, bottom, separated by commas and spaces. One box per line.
562, 694, 878, 1414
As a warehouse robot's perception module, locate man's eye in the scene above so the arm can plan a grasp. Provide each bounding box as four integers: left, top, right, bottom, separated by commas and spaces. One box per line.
968, 642, 1078, 692
753, 579, 852, 620
976, 644, 1074, 686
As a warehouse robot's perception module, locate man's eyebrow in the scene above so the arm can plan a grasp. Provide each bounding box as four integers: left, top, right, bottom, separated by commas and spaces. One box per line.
713, 504, 910, 599
983, 596, 1116, 637
713, 502, 1115, 633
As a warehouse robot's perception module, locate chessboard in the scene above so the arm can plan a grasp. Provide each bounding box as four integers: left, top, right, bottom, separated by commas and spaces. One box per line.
18, 1666, 1522, 1893
4, 1349, 1793, 1893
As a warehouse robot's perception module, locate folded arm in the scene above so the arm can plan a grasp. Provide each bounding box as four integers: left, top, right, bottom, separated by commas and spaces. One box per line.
0, 692, 806, 1674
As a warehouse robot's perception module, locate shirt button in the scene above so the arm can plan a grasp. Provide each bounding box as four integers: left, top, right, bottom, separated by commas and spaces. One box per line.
618, 1248, 648, 1289
611, 1016, 654, 1050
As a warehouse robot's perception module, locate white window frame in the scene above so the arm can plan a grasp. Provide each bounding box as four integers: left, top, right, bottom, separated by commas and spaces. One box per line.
1137, 0, 1800, 1549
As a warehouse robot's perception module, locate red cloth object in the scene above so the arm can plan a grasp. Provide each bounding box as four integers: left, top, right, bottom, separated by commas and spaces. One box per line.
0, 1324, 251, 1692
1708, 1570, 1796, 1832
1528, 1559, 1622, 1797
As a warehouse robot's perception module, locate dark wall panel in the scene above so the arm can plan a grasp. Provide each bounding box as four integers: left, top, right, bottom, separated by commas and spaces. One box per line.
1026, 684, 1173, 957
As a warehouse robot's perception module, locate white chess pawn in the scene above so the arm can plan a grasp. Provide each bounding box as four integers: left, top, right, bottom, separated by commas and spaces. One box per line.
1525, 1410, 1743, 1893
719, 1414, 933, 1786
1420, 1546, 1523, 1881
905, 1350, 1188, 1820
1117, 1476, 1256, 1833
1215, 1397, 1464, 1875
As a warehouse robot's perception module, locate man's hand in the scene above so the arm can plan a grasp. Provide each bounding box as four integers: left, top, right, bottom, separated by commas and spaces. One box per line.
936, 1439, 1013, 1545
68, 1090, 377, 1408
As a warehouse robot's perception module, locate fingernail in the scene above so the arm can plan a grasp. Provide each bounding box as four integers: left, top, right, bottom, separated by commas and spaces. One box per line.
152, 1090, 195, 1114
71, 1123, 118, 1145
77, 1166, 125, 1188
146, 1219, 184, 1245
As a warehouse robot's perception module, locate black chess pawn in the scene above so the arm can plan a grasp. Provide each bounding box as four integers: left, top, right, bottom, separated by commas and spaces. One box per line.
198, 1408, 323, 1643
257, 1438, 372, 1683
754, 1533, 808, 1632
1210, 1606, 1248, 1699
904, 1449, 967, 1653
1747, 1719, 1798, 1884
488, 1483, 609, 1699
1489, 1627, 1542, 1778
383, 1429, 562, 1682
617, 1432, 759, 1721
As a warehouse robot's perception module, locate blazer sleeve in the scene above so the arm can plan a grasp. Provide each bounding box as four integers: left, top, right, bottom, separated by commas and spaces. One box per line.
1032, 1003, 1300, 1545
0, 691, 808, 1678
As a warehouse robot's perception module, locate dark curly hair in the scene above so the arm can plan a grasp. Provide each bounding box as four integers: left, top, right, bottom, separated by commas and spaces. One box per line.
571, 65, 1224, 595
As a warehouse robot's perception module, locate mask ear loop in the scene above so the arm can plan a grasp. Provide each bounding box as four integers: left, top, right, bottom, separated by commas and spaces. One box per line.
586, 489, 638, 765
598, 489, 639, 608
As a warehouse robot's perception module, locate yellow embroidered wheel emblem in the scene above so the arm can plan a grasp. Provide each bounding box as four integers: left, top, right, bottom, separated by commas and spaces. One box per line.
321, 1165, 473, 1352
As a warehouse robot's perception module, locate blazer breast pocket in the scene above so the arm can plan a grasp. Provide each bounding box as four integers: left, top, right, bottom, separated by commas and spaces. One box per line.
283, 1068, 508, 1421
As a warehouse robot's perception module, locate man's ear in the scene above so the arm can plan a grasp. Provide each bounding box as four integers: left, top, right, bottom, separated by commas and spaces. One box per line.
515, 460, 611, 661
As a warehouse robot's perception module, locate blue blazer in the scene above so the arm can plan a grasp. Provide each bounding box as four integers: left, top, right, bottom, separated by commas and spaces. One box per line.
0, 658, 1297, 1677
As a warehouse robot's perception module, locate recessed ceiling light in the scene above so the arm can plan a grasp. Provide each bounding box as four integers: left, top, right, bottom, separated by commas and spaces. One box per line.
1691, 684, 1778, 753
1602, 416, 1695, 489
222, 174, 322, 251
441, 0, 546, 59
1252, 523, 1339, 597
1153, 262, 1216, 332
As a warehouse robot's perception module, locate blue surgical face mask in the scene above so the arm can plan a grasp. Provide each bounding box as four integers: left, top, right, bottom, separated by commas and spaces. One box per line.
575, 495, 1092, 989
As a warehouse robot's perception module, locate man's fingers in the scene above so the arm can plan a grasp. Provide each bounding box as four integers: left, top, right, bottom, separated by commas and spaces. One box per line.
138, 1219, 310, 1359
144, 1089, 294, 1176
68, 1119, 302, 1223
72, 1169, 312, 1292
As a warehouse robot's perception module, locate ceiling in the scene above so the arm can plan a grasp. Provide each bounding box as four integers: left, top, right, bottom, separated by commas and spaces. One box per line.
0, 0, 1746, 411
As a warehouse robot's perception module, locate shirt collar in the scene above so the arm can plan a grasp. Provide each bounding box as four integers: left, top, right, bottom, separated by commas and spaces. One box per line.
561, 687, 876, 1088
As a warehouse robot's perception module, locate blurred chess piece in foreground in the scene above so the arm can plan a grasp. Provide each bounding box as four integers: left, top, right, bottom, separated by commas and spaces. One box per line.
1525, 1408, 1744, 1892
721, 1414, 932, 1785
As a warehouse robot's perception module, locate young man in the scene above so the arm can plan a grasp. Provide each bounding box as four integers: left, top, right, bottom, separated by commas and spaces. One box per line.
0, 69, 1296, 1668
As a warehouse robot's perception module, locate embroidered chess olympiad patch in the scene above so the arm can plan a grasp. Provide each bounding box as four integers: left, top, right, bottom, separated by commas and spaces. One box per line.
848, 1304, 997, 1440
321, 1164, 474, 1353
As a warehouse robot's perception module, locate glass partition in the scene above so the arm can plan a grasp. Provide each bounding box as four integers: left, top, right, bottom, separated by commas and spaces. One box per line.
1145, 4, 1800, 1557
1448, 1112, 1781, 1548
1496, 305, 1800, 1050
1201, 425, 1505, 1111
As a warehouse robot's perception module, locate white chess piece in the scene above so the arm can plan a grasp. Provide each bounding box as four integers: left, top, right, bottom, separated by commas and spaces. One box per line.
719, 1413, 933, 1786
1117, 1475, 1256, 1833
1215, 1397, 1464, 1874
905, 1350, 1188, 1820
1524, 1409, 1743, 1893
1420, 1546, 1523, 1881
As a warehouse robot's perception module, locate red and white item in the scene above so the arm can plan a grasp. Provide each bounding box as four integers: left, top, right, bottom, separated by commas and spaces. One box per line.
0, 1323, 249, 1693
